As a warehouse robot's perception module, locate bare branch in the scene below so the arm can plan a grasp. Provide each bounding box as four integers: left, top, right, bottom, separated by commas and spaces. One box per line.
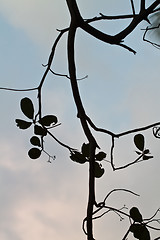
117, 121, 160, 137
142, 24, 160, 49
112, 148, 151, 171
122, 227, 131, 240
130, 0, 136, 16
115, 0, 160, 41
47, 129, 76, 152
0, 87, 37, 92
140, 0, 146, 12
103, 188, 139, 203
49, 68, 88, 81
85, 13, 137, 23
144, 208, 160, 222
86, 114, 160, 138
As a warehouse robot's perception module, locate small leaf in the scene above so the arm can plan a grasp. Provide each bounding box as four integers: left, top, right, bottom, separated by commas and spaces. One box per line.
70, 151, 87, 164
130, 207, 143, 223
140, 226, 150, 240
143, 155, 153, 160
28, 148, 41, 159
130, 224, 142, 239
135, 151, 142, 155
20, 97, 34, 119
143, 149, 150, 154
134, 134, 145, 151
34, 125, 47, 136
95, 151, 106, 161
39, 115, 58, 126
30, 136, 41, 147
94, 162, 104, 178
15, 119, 32, 129
81, 143, 90, 158
130, 224, 150, 240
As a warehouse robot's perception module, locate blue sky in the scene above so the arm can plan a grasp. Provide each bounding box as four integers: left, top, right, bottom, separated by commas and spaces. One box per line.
0, 1, 160, 240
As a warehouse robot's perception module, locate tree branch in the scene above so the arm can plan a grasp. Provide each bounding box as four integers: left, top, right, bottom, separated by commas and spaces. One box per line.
140, 0, 146, 13
130, 0, 136, 16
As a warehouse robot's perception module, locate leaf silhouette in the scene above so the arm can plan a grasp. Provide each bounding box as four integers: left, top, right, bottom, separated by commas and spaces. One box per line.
81, 143, 90, 158
39, 115, 58, 126
94, 162, 104, 178
130, 207, 143, 223
140, 226, 150, 240
135, 151, 142, 155
143, 155, 153, 160
95, 151, 106, 161
28, 148, 41, 159
30, 136, 41, 147
130, 224, 142, 239
143, 149, 150, 154
15, 119, 32, 129
134, 134, 145, 151
34, 125, 47, 136
20, 97, 34, 119
70, 151, 87, 164
130, 224, 150, 240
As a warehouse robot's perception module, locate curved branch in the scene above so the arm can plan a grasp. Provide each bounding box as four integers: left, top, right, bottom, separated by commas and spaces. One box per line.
37, 30, 66, 119
130, 0, 136, 16
103, 188, 139, 203
0, 87, 37, 92
47, 130, 75, 152
115, 0, 160, 40
67, 22, 97, 240
85, 13, 137, 23
86, 114, 160, 138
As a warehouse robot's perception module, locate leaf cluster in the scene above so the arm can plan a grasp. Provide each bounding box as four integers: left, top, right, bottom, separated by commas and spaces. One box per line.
134, 134, 153, 161
127, 207, 150, 240
130, 224, 150, 240
15, 97, 58, 160
70, 143, 106, 178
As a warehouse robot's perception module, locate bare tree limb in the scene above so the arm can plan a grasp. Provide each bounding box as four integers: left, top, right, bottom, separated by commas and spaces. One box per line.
130, 0, 136, 16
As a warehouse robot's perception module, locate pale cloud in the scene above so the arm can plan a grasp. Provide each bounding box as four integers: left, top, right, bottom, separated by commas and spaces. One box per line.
0, 139, 88, 240
0, 189, 87, 240
0, 0, 69, 48
8, 198, 85, 240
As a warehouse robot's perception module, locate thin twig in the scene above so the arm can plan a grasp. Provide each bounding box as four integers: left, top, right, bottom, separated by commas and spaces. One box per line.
49, 68, 88, 81
117, 121, 160, 137
113, 153, 144, 171
85, 13, 136, 23
0, 87, 37, 91
142, 25, 160, 49
86, 114, 160, 138
144, 209, 160, 221
103, 188, 139, 203
130, 0, 136, 16
47, 130, 75, 152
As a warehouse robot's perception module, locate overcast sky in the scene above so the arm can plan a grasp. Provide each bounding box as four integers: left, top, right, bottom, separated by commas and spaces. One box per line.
0, 1, 160, 240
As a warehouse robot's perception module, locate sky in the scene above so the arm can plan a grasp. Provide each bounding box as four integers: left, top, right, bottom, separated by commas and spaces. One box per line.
0, 0, 160, 240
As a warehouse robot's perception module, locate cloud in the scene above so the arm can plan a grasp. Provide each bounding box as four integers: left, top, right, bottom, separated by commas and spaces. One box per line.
0, 0, 69, 49
0, 137, 88, 239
